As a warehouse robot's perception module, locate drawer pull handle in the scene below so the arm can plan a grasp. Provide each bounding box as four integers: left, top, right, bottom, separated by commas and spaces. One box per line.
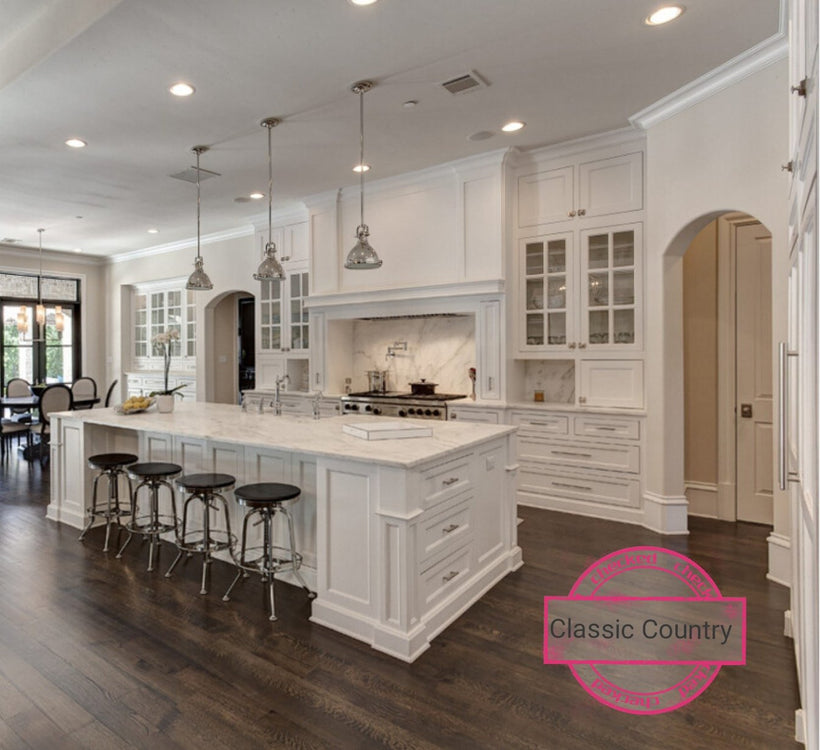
551, 450, 593, 458
442, 523, 459, 534
530, 421, 556, 427
591, 426, 617, 431
442, 570, 459, 583
552, 481, 592, 491
442, 477, 460, 486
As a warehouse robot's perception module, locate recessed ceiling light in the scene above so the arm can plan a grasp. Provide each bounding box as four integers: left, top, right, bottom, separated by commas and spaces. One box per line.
73, 248, 83, 253
169, 82, 195, 97
402, 100, 418, 109
501, 121, 526, 133
65, 138, 87, 148
147, 228, 159, 234
645, 5, 684, 25
249, 192, 264, 200
353, 164, 370, 173
349, 0, 378, 5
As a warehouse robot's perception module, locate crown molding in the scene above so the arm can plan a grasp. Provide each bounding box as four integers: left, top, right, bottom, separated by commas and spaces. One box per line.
630, 32, 788, 130
108, 225, 254, 264
0, 245, 105, 266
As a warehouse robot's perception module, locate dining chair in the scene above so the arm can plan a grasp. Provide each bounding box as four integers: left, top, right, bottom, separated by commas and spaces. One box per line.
71, 377, 97, 409
5, 378, 33, 422
103, 379, 119, 408
1, 416, 30, 458
30, 384, 73, 466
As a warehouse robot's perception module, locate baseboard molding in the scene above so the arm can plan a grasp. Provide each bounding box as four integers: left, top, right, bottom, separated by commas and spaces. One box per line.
642, 491, 689, 534
517, 493, 645, 527
795, 708, 806, 745
766, 532, 792, 588
784, 609, 793, 639
685, 481, 719, 518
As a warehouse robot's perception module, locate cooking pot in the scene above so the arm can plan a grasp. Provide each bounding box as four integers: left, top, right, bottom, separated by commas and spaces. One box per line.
409, 379, 438, 395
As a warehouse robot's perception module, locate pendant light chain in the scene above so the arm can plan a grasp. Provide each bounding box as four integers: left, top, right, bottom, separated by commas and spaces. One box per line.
36, 228, 45, 327
186, 145, 213, 290
195, 147, 202, 263
359, 87, 365, 230
254, 118, 285, 281
268, 120, 274, 248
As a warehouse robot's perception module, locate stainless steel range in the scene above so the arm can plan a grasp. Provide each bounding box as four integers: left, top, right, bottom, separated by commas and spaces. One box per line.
341, 391, 466, 420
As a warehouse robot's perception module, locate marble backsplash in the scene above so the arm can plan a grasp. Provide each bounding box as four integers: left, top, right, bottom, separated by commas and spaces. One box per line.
524, 359, 575, 403
351, 316, 476, 395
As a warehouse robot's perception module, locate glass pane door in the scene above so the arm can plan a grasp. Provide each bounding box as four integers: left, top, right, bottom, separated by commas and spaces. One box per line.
3, 303, 34, 382
289, 271, 309, 351
522, 234, 572, 349
44, 306, 73, 383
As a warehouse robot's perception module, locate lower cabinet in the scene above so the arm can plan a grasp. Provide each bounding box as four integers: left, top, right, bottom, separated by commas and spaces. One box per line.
448, 405, 502, 423
125, 372, 197, 401
512, 408, 644, 523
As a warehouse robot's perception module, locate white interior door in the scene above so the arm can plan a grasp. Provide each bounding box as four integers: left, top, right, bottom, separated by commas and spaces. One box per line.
735, 223, 773, 524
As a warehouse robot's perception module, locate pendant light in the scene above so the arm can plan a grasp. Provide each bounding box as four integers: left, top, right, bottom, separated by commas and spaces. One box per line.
186, 145, 214, 291
36, 228, 46, 326
55, 305, 64, 332
253, 117, 285, 281
16, 307, 28, 334
344, 81, 382, 270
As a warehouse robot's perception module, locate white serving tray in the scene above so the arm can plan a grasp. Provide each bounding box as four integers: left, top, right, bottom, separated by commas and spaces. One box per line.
342, 421, 433, 440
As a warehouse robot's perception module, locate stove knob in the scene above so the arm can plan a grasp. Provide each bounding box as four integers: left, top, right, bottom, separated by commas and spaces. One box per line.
344, 403, 351, 411
408, 408, 416, 415
424, 409, 432, 416
433, 409, 440, 417
351, 404, 359, 411
372, 407, 381, 415
398, 410, 407, 417
365, 405, 372, 412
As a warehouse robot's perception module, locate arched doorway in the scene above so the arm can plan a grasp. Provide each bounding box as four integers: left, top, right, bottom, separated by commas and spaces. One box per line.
204, 290, 255, 404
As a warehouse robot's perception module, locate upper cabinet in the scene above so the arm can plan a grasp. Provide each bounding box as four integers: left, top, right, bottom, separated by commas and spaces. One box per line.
259, 266, 309, 353
517, 151, 643, 230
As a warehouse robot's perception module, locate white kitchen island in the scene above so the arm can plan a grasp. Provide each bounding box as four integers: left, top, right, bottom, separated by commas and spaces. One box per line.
48, 403, 521, 662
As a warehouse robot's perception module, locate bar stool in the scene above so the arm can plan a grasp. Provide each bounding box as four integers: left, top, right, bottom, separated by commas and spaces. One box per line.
222, 482, 315, 621
78, 452, 138, 552
117, 462, 182, 571
166, 473, 236, 595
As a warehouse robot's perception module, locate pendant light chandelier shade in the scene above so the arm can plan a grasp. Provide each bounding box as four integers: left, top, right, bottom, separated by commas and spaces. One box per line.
55, 305, 64, 332
16, 307, 28, 335
186, 145, 214, 291
36, 228, 46, 326
345, 81, 382, 270
254, 117, 286, 282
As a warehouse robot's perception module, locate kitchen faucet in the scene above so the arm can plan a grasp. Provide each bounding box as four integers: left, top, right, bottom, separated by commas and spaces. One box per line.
273, 374, 289, 416
386, 341, 408, 360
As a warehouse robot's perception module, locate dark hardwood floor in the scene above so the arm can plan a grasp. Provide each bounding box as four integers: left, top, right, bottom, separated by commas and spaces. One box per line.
0, 451, 800, 749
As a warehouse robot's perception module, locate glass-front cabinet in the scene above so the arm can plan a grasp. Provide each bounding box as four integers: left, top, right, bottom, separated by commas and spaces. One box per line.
259, 266, 309, 353
519, 222, 642, 353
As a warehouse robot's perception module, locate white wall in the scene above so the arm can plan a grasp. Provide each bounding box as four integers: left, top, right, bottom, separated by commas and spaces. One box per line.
0, 248, 107, 389
643, 59, 789, 553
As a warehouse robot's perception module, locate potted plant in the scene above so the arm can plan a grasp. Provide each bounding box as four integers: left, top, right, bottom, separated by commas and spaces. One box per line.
149, 329, 185, 412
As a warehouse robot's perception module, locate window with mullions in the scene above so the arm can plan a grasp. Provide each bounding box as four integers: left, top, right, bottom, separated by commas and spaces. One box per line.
1, 273, 81, 387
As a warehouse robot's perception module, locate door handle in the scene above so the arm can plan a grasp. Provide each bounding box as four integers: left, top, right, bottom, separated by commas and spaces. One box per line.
778, 341, 800, 489
740, 403, 753, 418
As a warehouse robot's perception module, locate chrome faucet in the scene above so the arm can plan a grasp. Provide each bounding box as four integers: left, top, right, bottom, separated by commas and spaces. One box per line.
312, 390, 323, 420
386, 341, 408, 360
273, 374, 289, 416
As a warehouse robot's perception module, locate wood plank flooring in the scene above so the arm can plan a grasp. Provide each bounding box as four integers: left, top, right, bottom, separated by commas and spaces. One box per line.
0, 452, 800, 749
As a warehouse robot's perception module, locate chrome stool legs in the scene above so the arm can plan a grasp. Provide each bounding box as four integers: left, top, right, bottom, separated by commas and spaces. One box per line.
79, 454, 137, 552
118, 477, 178, 571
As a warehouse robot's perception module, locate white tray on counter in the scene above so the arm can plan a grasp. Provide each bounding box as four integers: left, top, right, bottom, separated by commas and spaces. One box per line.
342, 421, 433, 440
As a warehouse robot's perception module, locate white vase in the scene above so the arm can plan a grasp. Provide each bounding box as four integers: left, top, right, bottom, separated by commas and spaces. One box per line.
156, 394, 175, 413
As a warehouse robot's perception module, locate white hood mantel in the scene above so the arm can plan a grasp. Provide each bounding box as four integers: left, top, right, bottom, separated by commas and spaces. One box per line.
306, 279, 505, 320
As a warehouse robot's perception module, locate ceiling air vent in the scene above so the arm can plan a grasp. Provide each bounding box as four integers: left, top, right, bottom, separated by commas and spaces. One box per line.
441, 70, 488, 96
170, 166, 221, 183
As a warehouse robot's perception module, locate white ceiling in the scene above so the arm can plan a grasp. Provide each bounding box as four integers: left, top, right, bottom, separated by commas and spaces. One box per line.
0, 0, 781, 258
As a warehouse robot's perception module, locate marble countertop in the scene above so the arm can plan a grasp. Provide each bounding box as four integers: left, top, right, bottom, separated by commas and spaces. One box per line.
54, 402, 515, 468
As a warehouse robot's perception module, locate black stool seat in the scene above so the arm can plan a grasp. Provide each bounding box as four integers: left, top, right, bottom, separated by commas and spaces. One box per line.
129, 462, 183, 478
176, 472, 236, 490
234, 482, 301, 506
88, 453, 138, 470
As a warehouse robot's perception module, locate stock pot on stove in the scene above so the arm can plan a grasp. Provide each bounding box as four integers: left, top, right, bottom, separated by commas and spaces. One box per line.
409, 379, 437, 395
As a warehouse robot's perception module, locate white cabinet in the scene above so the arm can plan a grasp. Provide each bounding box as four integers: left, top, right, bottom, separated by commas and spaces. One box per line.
259, 263, 309, 353
520, 223, 642, 353
517, 151, 642, 229
256, 221, 308, 265
124, 373, 197, 401
448, 405, 502, 423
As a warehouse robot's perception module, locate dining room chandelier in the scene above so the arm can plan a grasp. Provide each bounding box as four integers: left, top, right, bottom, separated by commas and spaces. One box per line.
36, 228, 46, 326
186, 145, 214, 291
253, 117, 286, 281
344, 80, 382, 270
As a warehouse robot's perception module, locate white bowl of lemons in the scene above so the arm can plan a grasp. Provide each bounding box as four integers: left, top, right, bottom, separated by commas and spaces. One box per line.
115, 395, 155, 415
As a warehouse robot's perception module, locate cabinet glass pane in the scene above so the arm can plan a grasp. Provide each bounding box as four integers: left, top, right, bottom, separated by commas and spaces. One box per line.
291, 300, 300, 320
526, 243, 544, 275
271, 328, 281, 349
261, 329, 270, 349
526, 314, 544, 346
613, 231, 634, 266
547, 240, 566, 272
260, 280, 271, 301
588, 273, 608, 306
271, 301, 281, 325
526, 279, 544, 310
589, 310, 609, 344
291, 273, 301, 297
291, 326, 302, 350
547, 278, 566, 309
613, 270, 634, 305
271, 279, 281, 301
261, 303, 270, 326
547, 313, 566, 345
588, 235, 609, 268
614, 310, 634, 344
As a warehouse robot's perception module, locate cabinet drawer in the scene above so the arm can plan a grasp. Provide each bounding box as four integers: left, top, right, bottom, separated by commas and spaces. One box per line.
418, 495, 471, 563
573, 415, 640, 440
518, 465, 640, 508
422, 455, 472, 507
448, 408, 500, 424
510, 412, 569, 436
419, 544, 472, 609
518, 437, 640, 473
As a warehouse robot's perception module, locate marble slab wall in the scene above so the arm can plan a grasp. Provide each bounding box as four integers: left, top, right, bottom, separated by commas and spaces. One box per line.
524, 359, 575, 403
351, 316, 476, 395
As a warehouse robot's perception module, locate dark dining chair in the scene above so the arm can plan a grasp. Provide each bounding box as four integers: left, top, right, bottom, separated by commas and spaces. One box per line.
103, 379, 119, 408
30, 384, 73, 466
5, 378, 33, 422
71, 377, 97, 409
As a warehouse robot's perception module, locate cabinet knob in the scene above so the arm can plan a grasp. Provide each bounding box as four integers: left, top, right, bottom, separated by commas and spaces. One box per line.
791, 78, 807, 97
578, 342, 587, 349
577, 208, 586, 216
782, 161, 794, 172
568, 210, 577, 218
578, 396, 587, 404
568, 342, 577, 349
